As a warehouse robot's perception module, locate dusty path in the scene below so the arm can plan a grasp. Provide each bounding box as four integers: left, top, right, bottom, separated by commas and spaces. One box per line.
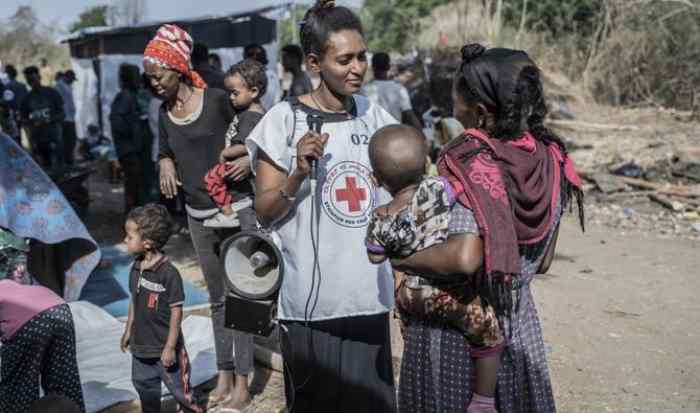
542, 217, 700, 413
83, 168, 700, 412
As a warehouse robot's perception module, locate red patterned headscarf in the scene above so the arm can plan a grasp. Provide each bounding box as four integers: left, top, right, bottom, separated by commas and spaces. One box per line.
143, 24, 207, 89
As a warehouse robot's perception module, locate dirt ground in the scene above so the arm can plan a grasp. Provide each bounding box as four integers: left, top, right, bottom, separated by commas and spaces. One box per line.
80, 109, 700, 412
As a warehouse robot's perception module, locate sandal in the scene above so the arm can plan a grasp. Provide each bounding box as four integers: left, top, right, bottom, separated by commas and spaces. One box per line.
206, 394, 231, 410
217, 398, 251, 413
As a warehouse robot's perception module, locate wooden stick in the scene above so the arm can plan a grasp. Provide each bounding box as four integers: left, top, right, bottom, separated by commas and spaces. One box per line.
648, 193, 684, 211
668, 194, 700, 208
547, 119, 641, 131
621, 177, 700, 198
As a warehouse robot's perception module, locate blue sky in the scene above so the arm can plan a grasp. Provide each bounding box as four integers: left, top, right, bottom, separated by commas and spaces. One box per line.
0, 0, 363, 31
0, 0, 262, 30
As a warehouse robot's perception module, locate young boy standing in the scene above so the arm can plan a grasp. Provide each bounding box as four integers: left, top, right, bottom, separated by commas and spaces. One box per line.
120, 204, 202, 413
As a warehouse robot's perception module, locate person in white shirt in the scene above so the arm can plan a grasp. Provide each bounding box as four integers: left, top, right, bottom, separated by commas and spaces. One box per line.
362, 52, 422, 130
247, 1, 397, 411
55, 70, 77, 165
243, 44, 282, 111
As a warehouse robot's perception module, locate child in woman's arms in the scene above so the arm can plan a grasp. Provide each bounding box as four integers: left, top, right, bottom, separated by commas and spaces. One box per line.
365, 124, 504, 412
203, 59, 266, 229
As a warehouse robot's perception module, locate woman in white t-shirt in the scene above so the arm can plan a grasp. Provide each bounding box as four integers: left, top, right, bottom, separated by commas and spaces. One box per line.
247, 1, 397, 411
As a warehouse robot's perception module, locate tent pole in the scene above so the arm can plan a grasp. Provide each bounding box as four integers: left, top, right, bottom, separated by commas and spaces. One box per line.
291, 3, 297, 44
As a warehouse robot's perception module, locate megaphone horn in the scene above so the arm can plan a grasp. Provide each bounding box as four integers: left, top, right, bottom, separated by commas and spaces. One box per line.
220, 230, 284, 301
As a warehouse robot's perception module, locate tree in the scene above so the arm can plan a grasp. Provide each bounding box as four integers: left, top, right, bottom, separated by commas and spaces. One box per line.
108, 0, 147, 26
362, 0, 454, 53
0, 6, 70, 75
69, 5, 110, 33
277, 6, 308, 48
501, 0, 602, 37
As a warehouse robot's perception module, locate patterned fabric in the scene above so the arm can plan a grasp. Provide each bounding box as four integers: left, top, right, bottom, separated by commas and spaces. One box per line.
397, 282, 504, 349
367, 182, 504, 350
204, 163, 233, 208
438, 128, 581, 316
398, 199, 563, 413
0, 304, 85, 413
366, 177, 454, 257
0, 133, 100, 300
143, 24, 207, 89
224, 114, 239, 148
0, 228, 31, 283
397, 203, 503, 350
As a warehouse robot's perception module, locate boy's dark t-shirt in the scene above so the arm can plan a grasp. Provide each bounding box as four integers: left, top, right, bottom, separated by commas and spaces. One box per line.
19, 86, 64, 144
225, 109, 263, 200
129, 257, 185, 359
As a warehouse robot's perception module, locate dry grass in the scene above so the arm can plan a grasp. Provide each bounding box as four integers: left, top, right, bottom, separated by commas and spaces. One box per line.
417, 0, 700, 110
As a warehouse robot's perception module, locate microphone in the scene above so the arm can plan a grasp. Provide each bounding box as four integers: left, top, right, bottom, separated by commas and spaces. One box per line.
306, 114, 324, 192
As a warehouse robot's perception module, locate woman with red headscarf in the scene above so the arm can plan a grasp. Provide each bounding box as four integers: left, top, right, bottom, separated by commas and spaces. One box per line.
143, 24, 255, 411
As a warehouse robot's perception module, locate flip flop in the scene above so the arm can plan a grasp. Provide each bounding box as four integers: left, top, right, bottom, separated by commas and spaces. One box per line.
217, 399, 252, 413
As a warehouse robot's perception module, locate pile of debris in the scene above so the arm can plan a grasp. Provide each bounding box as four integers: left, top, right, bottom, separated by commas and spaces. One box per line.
577, 147, 700, 240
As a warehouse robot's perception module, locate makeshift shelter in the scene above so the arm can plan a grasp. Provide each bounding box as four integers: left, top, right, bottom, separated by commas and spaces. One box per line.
63, 11, 277, 139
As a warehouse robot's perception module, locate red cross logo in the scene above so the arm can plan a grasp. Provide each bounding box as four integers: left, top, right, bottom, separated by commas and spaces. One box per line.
335, 176, 367, 212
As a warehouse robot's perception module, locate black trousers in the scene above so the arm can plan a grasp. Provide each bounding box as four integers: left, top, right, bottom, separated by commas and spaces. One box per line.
131, 349, 202, 413
187, 209, 257, 374
281, 313, 397, 413
119, 153, 144, 213
62, 121, 77, 165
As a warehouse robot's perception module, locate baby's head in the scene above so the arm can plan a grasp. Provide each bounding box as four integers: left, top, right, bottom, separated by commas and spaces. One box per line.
124, 203, 173, 256
369, 124, 427, 196
224, 59, 268, 111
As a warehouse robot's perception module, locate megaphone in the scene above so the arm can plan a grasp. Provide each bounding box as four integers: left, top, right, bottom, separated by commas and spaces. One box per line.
220, 230, 284, 336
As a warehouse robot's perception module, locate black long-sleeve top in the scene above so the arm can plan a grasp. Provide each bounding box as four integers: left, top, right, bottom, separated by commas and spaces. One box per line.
158, 88, 235, 209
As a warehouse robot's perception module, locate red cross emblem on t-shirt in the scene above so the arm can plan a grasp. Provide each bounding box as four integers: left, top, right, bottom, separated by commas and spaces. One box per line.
335, 176, 367, 212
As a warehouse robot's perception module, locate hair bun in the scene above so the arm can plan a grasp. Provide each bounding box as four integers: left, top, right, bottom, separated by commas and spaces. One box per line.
314, 0, 336, 10
461, 43, 486, 63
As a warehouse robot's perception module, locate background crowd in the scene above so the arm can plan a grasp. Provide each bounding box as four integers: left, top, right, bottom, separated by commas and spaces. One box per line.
1, 38, 445, 220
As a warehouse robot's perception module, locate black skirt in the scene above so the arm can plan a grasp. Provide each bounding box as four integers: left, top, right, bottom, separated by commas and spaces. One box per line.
280, 312, 397, 413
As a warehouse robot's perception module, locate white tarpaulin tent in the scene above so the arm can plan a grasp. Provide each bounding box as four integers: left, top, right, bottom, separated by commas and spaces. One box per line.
0, 301, 217, 413
70, 302, 218, 412
64, 10, 278, 140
